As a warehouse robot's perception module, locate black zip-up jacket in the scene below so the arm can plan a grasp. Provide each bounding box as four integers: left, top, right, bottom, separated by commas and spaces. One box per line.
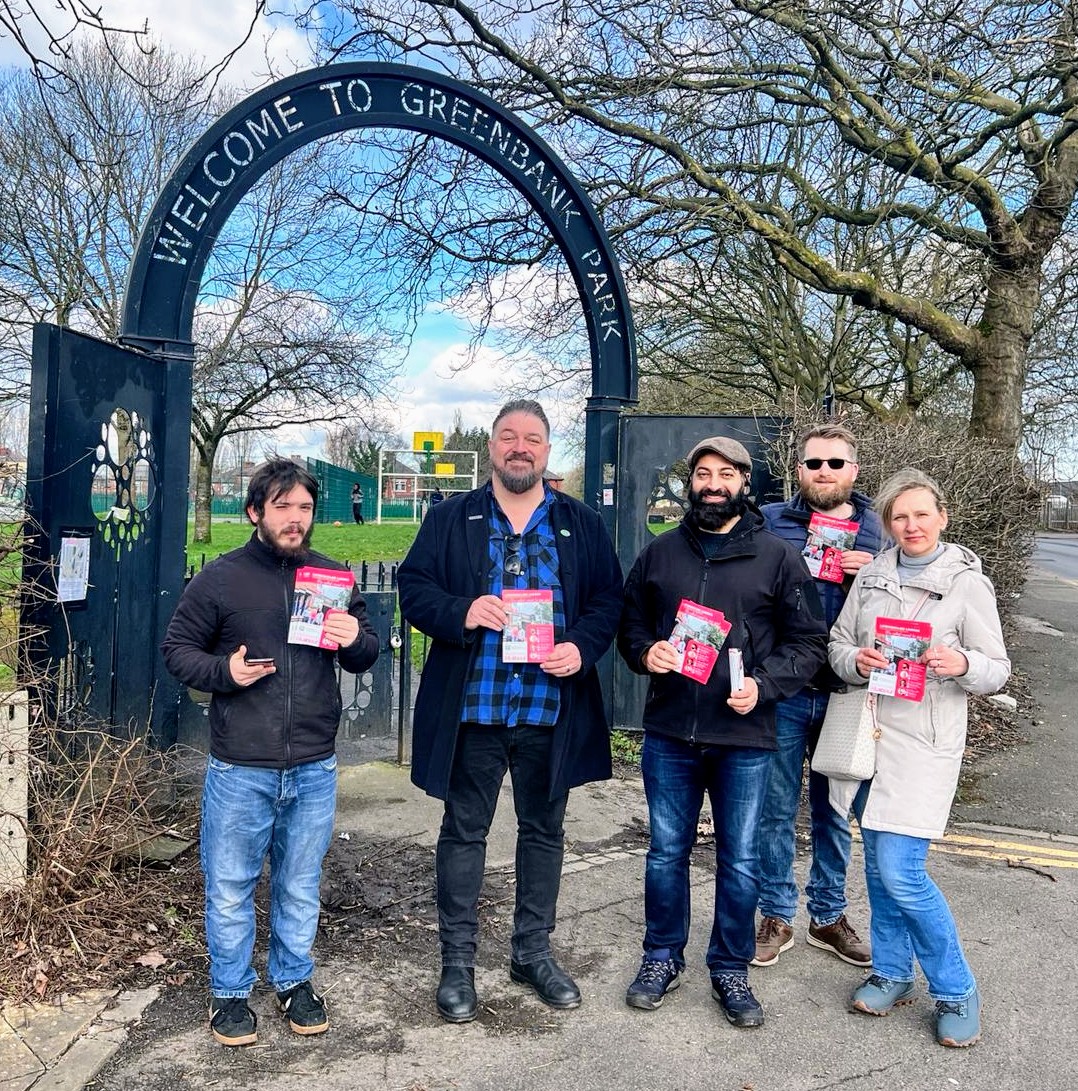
161, 533, 380, 768
617, 508, 827, 749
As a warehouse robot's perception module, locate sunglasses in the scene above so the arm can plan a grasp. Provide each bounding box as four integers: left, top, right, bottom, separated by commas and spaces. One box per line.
801, 458, 852, 470
494, 533, 524, 576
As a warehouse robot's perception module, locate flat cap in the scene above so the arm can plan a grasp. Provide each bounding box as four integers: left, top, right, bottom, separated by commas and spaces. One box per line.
686, 435, 753, 473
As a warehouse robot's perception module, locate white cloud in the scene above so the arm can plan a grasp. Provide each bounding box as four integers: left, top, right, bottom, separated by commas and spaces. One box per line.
383, 340, 581, 471
0, 2, 315, 90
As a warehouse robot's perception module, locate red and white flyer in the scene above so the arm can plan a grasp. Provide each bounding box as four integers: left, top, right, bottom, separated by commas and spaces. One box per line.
288, 566, 355, 650
802, 512, 859, 583
669, 598, 733, 685
868, 616, 932, 701
502, 588, 555, 663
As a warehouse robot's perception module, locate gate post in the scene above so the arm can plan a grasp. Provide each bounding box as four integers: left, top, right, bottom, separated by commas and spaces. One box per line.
117, 336, 195, 749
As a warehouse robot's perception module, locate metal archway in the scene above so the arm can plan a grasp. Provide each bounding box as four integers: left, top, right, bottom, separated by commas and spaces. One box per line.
120, 62, 637, 523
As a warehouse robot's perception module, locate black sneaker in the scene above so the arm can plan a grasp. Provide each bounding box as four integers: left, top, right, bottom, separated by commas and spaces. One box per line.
711, 972, 764, 1028
209, 996, 257, 1046
277, 980, 329, 1035
625, 957, 682, 1010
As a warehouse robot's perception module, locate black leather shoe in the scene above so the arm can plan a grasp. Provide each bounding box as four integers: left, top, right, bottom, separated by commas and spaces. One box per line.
436, 966, 478, 1023
509, 957, 581, 1009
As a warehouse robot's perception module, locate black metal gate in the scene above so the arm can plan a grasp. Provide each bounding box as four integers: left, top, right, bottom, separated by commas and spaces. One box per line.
23, 324, 191, 743
610, 413, 786, 732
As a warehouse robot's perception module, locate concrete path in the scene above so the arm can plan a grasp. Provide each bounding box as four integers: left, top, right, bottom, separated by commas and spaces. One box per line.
5, 564, 1078, 1091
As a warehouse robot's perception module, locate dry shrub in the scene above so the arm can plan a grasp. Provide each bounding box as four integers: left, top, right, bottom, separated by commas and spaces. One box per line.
0, 720, 205, 1003
767, 414, 1042, 612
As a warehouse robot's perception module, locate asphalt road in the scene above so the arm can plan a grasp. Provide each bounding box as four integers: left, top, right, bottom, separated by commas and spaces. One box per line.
952, 541, 1078, 834
1032, 531, 1078, 583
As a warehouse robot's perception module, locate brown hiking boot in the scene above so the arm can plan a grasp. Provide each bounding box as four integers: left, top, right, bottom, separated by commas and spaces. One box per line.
751, 916, 794, 967
807, 914, 872, 966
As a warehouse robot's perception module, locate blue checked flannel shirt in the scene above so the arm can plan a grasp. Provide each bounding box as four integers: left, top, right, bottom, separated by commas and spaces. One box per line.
461, 485, 566, 727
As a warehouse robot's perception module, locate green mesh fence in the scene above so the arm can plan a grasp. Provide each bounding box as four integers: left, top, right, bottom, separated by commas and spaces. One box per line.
305, 458, 376, 524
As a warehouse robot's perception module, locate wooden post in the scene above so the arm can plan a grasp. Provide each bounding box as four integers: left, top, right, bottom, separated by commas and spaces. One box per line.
0, 689, 28, 891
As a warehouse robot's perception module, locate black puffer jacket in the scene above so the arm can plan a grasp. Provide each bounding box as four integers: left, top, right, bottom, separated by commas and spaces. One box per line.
161, 533, 379, 767
617, 509, 827, 750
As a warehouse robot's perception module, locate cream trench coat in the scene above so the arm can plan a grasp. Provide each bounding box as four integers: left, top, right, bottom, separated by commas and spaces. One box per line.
827, 543, 1011, 839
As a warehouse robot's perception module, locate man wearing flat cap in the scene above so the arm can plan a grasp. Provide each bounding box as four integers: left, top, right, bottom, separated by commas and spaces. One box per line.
617, 435, 827, 1028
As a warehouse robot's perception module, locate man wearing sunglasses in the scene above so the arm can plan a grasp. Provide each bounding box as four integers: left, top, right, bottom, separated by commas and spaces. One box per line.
398, 399, 623, 1024
753, 424, 884, 971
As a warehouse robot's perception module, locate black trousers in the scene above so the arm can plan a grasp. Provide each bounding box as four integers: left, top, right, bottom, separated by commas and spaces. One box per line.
436, 722, 568, 967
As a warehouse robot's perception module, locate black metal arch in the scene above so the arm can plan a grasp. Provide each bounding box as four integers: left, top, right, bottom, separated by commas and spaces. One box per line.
121, 63, 636, 434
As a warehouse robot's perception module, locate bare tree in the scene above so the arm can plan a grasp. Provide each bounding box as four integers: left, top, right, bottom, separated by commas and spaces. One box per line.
0, 38, 402, 545
323, 414, 405, 475
0, 0, 265, 97
305, 0, 1078, 450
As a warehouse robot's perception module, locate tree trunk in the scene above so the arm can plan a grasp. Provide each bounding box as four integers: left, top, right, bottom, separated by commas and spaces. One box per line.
192, 444, 217, 545
967, 269, 1039, 450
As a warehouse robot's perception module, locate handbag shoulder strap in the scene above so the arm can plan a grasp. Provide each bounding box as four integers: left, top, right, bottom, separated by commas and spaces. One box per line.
906, 588, 932, 620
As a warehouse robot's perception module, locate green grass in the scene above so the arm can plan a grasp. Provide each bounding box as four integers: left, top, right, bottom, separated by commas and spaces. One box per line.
610, 729, 643, 766
185, 520, 420, 566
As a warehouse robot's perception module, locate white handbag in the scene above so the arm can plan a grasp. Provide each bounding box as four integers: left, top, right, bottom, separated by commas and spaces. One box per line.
810, 689, 878, 781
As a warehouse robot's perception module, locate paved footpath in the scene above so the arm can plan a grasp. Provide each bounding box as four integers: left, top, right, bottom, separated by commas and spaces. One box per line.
5, 568, 1078, 1091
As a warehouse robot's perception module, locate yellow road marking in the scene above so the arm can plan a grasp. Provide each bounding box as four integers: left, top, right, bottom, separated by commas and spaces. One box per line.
852, 829, 1078, 870
931, 842, 1078, 869
942, 832, 1078, 859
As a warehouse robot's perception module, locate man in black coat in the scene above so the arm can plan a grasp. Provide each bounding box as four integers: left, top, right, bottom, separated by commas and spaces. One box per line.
617, 436, 827, 1029
162, 459, 379, 1047
397, 400, 623, 1024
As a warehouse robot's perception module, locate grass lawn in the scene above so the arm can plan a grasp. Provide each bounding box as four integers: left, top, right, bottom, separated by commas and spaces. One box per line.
185, 519, 421, 566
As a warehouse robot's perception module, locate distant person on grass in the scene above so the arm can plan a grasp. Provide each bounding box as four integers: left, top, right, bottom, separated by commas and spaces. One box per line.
162, 458, 379, 1047
351, 482, 365, 525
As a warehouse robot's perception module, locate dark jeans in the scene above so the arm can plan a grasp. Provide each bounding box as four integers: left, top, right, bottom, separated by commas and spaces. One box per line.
437, 722, 568, 968
641, 732, 771, 974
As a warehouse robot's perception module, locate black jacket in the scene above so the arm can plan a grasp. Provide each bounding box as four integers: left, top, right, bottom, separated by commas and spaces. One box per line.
761, 489, 885, 691
617, 509, 827, 749
397, 485, 623, 801
161, 533, 380, 767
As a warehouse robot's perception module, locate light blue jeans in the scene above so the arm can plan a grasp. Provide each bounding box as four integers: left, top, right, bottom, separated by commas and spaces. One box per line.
641, 732, 771, 974
859, 822, 976, 1002
757, 690, 852, 925
200, 755, 337, 997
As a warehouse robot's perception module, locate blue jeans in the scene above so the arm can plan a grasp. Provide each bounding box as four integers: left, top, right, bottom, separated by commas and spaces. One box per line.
200, 755, 338, 997
437, 723, 568, 967
641, 732, 771, 974
757, 690, 853, 925
855, 790, 976, 1002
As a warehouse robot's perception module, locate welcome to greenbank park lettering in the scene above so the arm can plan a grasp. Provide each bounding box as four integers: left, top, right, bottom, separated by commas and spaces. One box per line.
150, 71, 626, 347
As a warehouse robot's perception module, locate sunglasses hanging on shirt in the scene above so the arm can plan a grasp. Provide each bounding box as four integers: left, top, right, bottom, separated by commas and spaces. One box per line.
492, 533, 524, 576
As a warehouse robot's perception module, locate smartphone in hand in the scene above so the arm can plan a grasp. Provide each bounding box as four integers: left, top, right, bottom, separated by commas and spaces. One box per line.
244, 657, 275, 667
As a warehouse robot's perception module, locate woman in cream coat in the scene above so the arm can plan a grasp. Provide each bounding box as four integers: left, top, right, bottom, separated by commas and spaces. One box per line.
828, 468, 1009, 1049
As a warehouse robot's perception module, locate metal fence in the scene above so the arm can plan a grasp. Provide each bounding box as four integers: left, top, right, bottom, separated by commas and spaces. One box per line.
1042, 495, 1078, 531
177, 560, 415, 767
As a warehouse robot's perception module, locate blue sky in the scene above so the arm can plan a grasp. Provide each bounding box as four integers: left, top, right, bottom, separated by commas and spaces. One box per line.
0, 1, 586, 472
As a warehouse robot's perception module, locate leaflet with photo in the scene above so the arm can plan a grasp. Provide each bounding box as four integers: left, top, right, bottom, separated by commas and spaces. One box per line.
288, 566, 355, 650
669, 598, 733, 685
802, 512, 859, 583
502, 588, 555, 663
868, 616, 932, 701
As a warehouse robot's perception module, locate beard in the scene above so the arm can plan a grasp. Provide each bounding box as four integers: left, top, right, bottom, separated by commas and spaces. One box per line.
494, 455, 543, 495
801, 479, 853, 512
256, 518, 313, 560
689, 486, 748, 530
